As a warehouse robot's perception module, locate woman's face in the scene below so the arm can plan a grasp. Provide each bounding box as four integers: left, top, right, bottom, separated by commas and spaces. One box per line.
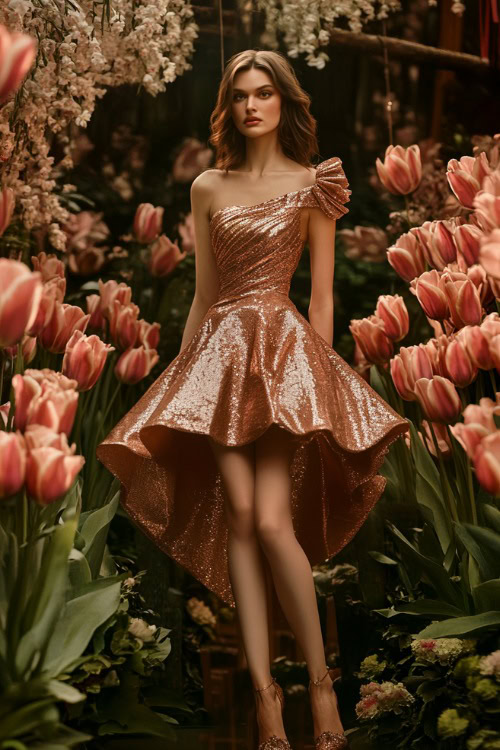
231, 67, 282, 139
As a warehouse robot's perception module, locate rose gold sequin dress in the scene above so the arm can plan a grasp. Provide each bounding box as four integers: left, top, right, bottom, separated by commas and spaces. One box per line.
96, 156, 409, 608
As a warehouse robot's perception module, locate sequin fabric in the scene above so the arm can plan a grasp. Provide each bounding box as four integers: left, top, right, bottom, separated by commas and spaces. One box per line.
314, 731, 348, 749
258, 737, 291, 750
96, 156, 409, 609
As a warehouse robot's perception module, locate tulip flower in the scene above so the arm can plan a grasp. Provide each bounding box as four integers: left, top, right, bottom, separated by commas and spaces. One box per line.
479, 228, 500, 280
25, 387, 79, 435
473, 170, 500, 232
419, 420, 452, 459
375, 295, 409, 342
86, 294, 106, 329
376, 144, 422, 194
148, 234, 186, 277
387, 231, 427, 282
31, 252, 65, 282
473, 432, 500, 497
390, 344, 435, 401
5, 333, 37, 363
0, 24, 37, 104
0, 259, 42, 348
108, 300, 140, 350
24, 368, 78, 392
62, 330, 115, 391
460, 325, 496, 370
11, 373, 42, 431
414, 270, 449, 320
24, 424, 77, 453
447, 153, 491, 209
414, 376, 461, 423
0, 186, 15, 237
98, 279, 132, 319
454, 224, 483, 267
25, 277, 65, 338
338, 226, 388, 263
136, 319, 161, 350
411, 220, 458, 271
349, 315, 393, 365
115, 345, 159, 385
466, 264, 494, 306
25, 447, 85, 505
444, 337, 478, 387
0, 431, 26, 499
172, 137, 213, 183
38, 301, 90, 353
451, 396, 500, 459
443, 275, 483, 329
133, 203, 164, 243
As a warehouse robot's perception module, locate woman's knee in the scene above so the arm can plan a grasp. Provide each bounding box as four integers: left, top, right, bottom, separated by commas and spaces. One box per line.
225, 498, 256, 539
255, 513, 294, 552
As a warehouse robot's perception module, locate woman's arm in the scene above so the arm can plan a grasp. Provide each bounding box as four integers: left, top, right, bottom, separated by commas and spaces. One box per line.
179, 171, 220, 352
306, 207, 337, 347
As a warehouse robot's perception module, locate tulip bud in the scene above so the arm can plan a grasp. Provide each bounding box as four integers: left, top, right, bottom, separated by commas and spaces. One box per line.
31, 252, 65, 282
473, 170, 500, 233
460, 325, 495, 370
454, 224, 483, 267
98, 279, 132, 320
414, 376, 461, 423
0, 431, 26, 499
86, 294, 106, 329
411, 220, 457, 271
26, 387, 79, 435
376, 144, 422, 194
133, 203, 164, 243
0, 187, 15, 237
38, 301, 90, 353
4, 333, 37, 363
443, 275, 483, 329
387, 231, 426, 282
24, 424, 77, 453
349, 315, 394, 365
25, 277, 64, 338
0, 259, 43, 348
11, 373, 42, 431
136, 319, 161, 350
444, 337, 478, 387
415, 270, 449, 320
115, 345, 159, 385
25, 447, 85, 505
62, 330, 115, 391
148, 234, 186, 277
419, 420, 452, 459
447, 152, 491, 209
0, 25, 37, 104
108, 300, 140, 350
473, 432, 500, 497
390, 344, 435, 401
375, 294, 409, 342
479, 228, 500, 280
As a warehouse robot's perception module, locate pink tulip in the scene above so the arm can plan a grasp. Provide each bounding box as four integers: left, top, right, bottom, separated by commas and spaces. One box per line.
0, 259, 42, 348
86, 294, 106, 329
387, 231, 427, 282
0, 24, 37, 104
444, 337, 478, 387
376, 144, 422, 194
25, 387, 79, 435
4, 333, 37, 363
24, 368, 78, 392
443, 275, 483, 329
62, 330, 115, 391
447, 152, 491, 209
454, 224, 483, 267
390, 344, 435, 401
414, 376, 461, 423
410, 220, 457, 271
473, 432, 500, 497
31, 252, 65, 282
38, 301, 90, 353
98, 279, 132, 319
419, 420, 452, 459
108, 300, 140, 350
25, 447, 85, 505
414, 270, 449, 320
466, 264, 494, 306
148, 234, 186, 277
136, 319, 161, 350
349, 315, 394, 365
460, 325, 496, 370
491, 334, 500, 373
25, 277, 65, 337
115, 345, 159, 385
472, 169, 500, 233
0, 402, 10, 427
11, 373, 42, 431
133, 203, 164, 243
172, 138, 213, 183
479, 228, 500, 280
0, 431, 26, 499
338, 226, 388, 263
178, 213, 196, 255
489, 276, 500, 299
0, 187, 15, 237
24, 424, 77, 453
375, 294, 409, 342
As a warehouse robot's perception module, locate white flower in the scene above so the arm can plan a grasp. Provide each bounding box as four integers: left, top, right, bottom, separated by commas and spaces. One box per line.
479, 650, 500, 681
411, 638, 475, 665
128, 617, 157, 642
186, 596, 217, 628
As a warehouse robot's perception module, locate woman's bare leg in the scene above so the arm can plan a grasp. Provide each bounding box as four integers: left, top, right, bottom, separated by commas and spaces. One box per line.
253, 425, 344, 736
206, 436, 286, 741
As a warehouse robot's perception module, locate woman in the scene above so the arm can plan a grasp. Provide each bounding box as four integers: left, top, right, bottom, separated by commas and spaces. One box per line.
97, 49, 409, 750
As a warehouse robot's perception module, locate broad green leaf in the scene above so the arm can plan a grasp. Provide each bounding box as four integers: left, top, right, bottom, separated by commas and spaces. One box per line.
482, 504, 500, 534
80, 492, 119, 554
472, 579, 500, 613
368, 551, 398, 565
417, 610, 500, 638
392, 599, 465, 618
456, 523, 500, 580
46, 679, 86, 704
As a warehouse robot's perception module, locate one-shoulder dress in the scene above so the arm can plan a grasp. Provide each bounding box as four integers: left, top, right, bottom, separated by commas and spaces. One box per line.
96, 156, 409, 608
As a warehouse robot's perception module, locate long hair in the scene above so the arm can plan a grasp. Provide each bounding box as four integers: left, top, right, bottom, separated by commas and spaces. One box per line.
208, 49, 319, 171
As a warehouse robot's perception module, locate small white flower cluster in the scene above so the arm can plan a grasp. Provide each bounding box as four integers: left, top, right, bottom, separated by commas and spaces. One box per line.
255, 0, 402, 68
411, 637, 476, 666
128, 616, 157, 643
186, 596, 217, 628
0, 0, 198, 238
355, 680, 415, 719
479, 649, 500, 681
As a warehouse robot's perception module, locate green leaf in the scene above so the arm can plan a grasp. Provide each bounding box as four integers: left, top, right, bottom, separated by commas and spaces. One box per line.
482, 504, 500, 534
392, 599, 465, 618
472, 579, 500, 613
416, 610, 500, 638
456, 523, 500, 580
368, 551, 398, 565
80, 492, 119, 555
46, 679, 86, 704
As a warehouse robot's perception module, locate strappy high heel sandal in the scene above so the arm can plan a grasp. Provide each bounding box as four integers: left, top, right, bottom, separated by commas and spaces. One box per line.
308, 668, 348, 749
248, 675, 292, 750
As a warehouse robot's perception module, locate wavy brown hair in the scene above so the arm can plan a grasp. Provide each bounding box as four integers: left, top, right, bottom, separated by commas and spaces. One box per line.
208, 49, 319, 171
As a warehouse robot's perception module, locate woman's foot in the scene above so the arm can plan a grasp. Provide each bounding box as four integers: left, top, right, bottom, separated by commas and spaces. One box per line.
308, 669, 345, 739
254, 677, 288, 744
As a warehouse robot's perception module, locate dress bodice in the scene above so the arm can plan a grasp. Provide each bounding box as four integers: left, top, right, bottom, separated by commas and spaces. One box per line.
208, 156, 351, 302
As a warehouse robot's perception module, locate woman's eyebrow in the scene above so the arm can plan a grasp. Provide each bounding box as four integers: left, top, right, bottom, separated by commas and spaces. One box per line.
232, 84, 274, 92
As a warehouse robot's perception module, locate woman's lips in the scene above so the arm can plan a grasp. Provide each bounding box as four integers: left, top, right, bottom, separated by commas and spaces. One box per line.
244, 118, 261, 125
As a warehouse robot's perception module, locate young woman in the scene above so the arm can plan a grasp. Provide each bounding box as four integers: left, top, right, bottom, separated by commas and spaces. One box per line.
97, 49, 409, 750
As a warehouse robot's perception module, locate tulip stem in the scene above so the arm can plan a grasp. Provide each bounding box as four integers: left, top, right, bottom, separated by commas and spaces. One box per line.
427, 420, 459, 524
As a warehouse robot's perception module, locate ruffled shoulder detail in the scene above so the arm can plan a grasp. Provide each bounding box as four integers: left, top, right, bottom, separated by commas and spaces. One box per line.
301, 156, 351, 220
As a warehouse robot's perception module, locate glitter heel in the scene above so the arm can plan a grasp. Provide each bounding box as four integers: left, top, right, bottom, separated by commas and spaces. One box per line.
308, 668, 348, 749
248, 676, 292, 750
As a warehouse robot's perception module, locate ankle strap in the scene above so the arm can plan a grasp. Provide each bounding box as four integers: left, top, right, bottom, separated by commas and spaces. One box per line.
309, 668, 330, 687
254, 676, 277, 692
